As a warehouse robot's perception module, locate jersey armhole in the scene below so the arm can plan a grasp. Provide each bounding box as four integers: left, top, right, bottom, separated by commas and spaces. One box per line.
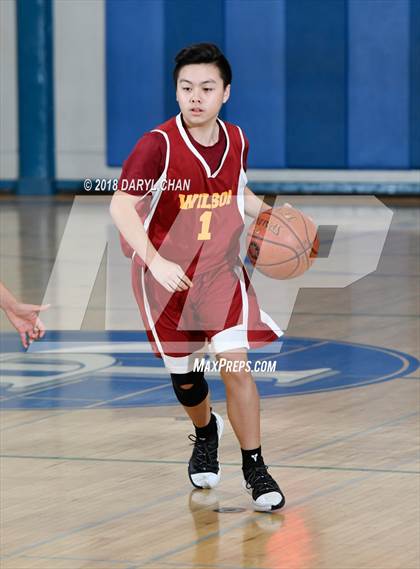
236, 126, 247, 172
151, 129, 170, 180
142, 129, 170, 232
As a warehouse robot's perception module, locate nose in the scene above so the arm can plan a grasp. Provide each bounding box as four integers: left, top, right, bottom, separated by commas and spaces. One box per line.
190, 89, 201, 103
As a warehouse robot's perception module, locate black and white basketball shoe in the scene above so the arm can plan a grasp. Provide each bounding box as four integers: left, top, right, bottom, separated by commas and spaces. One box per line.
188, 412, 224, 489
243, 465, 285, 511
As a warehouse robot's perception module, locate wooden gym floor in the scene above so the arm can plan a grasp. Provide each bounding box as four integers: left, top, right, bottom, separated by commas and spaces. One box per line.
0, 194, 419, 569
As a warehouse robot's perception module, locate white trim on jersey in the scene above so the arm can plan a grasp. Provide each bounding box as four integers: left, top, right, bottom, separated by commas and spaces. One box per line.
131, 129, 170, 265
237, 125, 245, 171
143, 129, 170, 232
140, 266, 165, 357
162, 351, 204, 374
260, 310, 284, 338
241, 263, 283, 339
175, 113, 230, 179
210, 266, 250, 354
236, 125, 247, 221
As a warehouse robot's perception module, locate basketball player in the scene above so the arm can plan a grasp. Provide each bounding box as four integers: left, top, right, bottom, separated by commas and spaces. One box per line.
0, 281, 49, 348
110, 44, 285, 511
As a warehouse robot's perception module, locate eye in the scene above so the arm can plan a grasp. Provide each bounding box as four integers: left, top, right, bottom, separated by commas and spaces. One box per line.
204, 88, 214, 92
182, 87, 191, 92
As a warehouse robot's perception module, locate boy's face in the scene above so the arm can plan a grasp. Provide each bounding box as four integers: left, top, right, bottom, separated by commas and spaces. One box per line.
176, 63, 230, 126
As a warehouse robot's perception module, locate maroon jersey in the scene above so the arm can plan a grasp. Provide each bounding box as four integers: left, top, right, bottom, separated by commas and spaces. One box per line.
120, 113, 249, 277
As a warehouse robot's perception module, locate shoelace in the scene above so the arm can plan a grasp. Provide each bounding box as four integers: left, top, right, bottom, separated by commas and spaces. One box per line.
245, 465, 279, 494
188, 434, 218, 470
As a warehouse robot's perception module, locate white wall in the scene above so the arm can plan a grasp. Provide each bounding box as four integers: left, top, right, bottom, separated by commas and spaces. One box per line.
0, 0, 18, 180
53, 0, 120, 180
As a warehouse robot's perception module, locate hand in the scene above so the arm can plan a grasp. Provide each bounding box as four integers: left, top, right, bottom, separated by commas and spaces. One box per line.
3, 301, 50, 349
148, 255, 193, 293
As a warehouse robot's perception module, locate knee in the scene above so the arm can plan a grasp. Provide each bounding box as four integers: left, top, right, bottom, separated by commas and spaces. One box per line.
170, 371, 208, 406
219, 363, 253, 389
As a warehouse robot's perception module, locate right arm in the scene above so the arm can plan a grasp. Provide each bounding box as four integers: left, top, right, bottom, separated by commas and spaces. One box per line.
110, 133, 193, 292
109, 190, 158, 268
109, 191, 192, 292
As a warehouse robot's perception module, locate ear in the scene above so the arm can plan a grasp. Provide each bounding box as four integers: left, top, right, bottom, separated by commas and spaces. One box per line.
222, 84, 231, 104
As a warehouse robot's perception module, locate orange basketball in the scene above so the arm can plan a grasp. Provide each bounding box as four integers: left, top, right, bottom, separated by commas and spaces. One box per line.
246, 205, 319, 279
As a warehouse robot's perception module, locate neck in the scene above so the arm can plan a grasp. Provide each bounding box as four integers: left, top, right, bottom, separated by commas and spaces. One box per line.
182, 115, 220, 146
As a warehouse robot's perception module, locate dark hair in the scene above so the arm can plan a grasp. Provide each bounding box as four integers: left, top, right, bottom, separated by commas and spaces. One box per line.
173, 43, 232, 87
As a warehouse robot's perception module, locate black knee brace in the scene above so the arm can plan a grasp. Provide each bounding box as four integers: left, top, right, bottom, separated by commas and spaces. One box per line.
170, 371, 209, 407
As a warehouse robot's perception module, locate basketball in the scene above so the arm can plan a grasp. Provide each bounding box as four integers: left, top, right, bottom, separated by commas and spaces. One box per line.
246, 205, 319, 279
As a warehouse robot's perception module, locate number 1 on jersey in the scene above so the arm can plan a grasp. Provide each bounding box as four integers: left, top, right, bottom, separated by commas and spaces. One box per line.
197, 211, 212, 240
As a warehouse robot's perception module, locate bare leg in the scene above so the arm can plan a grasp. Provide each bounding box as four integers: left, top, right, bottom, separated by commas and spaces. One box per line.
217, 349, 260, 449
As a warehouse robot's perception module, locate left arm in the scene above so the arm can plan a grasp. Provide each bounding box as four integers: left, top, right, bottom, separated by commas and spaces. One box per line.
244, 186, 271, 218
0, 281, 49, 348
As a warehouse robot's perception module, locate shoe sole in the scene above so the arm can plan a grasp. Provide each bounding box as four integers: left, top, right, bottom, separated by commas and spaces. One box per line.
188, 412, 224, 490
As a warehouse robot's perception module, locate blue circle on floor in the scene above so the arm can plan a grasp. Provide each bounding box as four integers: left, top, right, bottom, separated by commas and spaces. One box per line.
0, 332, 418, 409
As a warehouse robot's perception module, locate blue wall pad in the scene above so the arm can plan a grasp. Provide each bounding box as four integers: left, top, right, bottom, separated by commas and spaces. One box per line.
285, 0, 347, 168
106, 0, 165, 166
348, 0, 410, 168
105, 0, 418, 172
16, 0, 55, 194
225, 0, 286, 168
410, 0, 420, 168
163, 0, 224, 119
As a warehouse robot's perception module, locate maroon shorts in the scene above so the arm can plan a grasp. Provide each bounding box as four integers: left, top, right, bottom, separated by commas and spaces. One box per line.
131, 259, 282, 373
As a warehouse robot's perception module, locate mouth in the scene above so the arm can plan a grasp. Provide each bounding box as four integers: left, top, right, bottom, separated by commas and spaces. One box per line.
190, 108, 204, 115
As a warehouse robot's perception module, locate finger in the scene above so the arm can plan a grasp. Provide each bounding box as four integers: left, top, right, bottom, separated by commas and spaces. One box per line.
24, 303, 47, 312
173, 265, 193, 288
165, 282, 176, 293
28, 329, 38, 340
175, 274, 191, 290
20, 332, 28, 349
35, 317, 46, 332
37, 304, 51, 312
32, 327, 42, 340
178, 274, 193, 288
175, 279, 189, 291
170, 280, 184, 292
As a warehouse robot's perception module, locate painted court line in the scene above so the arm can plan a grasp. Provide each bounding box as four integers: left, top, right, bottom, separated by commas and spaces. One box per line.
132, 459, 410, 569
23, 396, 104, 402
19, 555, 259, 569
160, 563, 271, 569
83, 383, 171, 408
21, 554, 136, 568
1, 485, 198, 560
0, 382, 171, 432
1, 337, 416, 433
1, 439, 417, 562
1, 409, 417, 471
1, 454, 418, 476
1, 464, 249, 562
